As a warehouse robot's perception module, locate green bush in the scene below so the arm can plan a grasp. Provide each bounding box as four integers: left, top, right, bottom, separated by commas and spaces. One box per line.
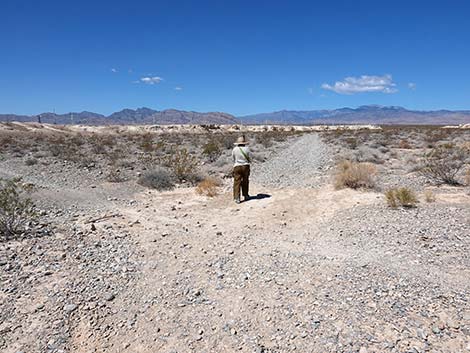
0, 178, 37, 239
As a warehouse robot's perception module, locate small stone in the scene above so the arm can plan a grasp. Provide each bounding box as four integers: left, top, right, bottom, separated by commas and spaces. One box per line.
64, 304, 78, 313
105, 293, 115, 301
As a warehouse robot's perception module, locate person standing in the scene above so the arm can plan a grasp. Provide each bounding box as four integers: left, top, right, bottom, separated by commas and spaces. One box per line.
232, 135, 251, 204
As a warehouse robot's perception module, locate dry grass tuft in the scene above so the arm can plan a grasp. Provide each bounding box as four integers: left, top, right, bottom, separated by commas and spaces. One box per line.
334, 160, 377, 190
196, 177, 222, 197
424, 190, 436, 203
385, 188, 418, 208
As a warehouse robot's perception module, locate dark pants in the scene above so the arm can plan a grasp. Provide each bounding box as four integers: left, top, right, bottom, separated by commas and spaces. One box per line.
233, 165, 250, 200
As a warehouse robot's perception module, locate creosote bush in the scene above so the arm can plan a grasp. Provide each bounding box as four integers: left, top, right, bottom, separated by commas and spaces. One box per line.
24, 157, 38, 166
334, 160, 376, 190
163, 147, 199, 183
202, 141, 221, 162
385, 188, 418, 208
137, 167, 174, 191
0, 178, 37, 239
196, 177, 221, 197
419, 143, 469, 185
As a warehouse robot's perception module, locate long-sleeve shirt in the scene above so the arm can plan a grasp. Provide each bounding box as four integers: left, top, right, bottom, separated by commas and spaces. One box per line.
232, 146, 251, 167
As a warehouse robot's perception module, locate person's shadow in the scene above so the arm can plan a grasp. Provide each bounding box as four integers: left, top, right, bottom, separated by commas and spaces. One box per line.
245, 193, 271, 202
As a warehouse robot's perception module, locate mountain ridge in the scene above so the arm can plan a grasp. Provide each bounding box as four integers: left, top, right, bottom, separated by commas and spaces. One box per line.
1, 106, 470, 125
0, 108, 238, 125
239, 105, 470, 125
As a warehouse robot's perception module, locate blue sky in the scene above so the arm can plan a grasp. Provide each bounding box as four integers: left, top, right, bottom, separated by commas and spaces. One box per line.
1, 0, 470, 116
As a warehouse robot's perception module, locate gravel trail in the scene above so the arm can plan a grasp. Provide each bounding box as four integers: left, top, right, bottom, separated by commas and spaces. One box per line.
252, 133, 332, 188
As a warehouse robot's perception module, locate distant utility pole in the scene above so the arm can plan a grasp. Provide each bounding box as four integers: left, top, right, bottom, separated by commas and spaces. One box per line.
53, 108, 57, 124
70, 113, 74, 125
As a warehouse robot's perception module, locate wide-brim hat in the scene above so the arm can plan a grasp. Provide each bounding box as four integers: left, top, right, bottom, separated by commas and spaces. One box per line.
234, 135, 249, 145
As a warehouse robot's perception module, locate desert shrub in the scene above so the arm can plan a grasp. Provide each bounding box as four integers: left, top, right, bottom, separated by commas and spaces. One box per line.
0, 178, 37, 239
385, 187, 418, 208
139, 133, 155, 152
202, 140, 221, 162
0, 134, 13, 147
355, 146, 384, 164
256, 133, 274, 148
398, 139, 412, 149
424, 190, 436, 203
163, 147, 199, 183
106, 169, 126, 183
196, 177, 221, 197
24, 157, 38, 166
344, 137, 358, 149
419, 144, 469, 185
334, 160, 377, 189
116, 158, 134, 169
219, 134, 238, 150
138, 168, 174, 191
69, 134, 86, 147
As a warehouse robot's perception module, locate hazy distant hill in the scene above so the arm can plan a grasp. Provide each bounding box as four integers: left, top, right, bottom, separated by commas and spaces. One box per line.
0, 108, 238, 125
239, 105, 470, 125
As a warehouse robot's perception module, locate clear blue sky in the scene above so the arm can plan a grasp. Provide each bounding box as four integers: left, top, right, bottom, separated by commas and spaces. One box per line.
1, 0, 470, 116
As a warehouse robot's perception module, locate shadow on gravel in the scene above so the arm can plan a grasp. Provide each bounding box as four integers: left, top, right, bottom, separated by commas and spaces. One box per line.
246, 193, 271, 202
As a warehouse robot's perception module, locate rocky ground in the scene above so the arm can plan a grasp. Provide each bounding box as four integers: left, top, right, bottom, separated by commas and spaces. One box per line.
1, 126, 469, 353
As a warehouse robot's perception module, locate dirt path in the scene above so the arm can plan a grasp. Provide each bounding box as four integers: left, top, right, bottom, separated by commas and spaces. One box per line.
71, 182, 378, 352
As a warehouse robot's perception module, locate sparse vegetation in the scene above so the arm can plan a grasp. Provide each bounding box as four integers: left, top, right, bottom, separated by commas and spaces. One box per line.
202, 140, 221, 162
24, 157, 38, 166
0, 178, 37, 239
106, 169, 127, 183
196, 177, 221, 197
163, 147, 200, 183
424, 190, 436, 203
398, 139, 412, 149
385, 187, 418, 208
419, 143, 469, 185
138, 168, 175, 191
334, 160, 376, 189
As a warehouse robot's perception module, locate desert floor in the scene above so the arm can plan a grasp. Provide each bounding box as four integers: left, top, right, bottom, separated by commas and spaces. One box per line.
1, 124, 469, 353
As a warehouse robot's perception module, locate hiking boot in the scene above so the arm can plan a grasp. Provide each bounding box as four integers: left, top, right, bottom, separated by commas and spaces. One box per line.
234, 199, 241, 204
243, 195, 251, 202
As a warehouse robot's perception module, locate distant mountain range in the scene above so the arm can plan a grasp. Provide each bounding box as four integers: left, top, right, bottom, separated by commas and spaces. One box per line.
1, 105, 470, 125
239, 105, 470, 125
0, 108, 238, 125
